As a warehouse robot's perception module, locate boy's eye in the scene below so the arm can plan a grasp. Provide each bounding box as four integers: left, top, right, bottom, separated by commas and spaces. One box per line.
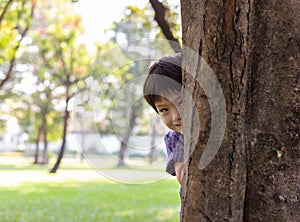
159, 108, 168, 113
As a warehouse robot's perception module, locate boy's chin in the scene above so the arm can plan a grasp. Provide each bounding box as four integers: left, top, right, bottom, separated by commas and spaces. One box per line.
176, 127, 182, 134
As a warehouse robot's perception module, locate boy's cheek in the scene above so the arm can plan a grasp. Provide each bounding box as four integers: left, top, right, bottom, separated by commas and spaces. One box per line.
161, 118, 168, 126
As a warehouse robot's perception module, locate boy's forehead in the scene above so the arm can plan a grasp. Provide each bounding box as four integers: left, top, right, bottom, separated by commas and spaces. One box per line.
167, 91, 182, 101
155, 91, 182, 104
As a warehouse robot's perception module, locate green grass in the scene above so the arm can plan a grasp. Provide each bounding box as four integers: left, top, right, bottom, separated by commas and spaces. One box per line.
0, 154, 95, 171
0, 179, 180, 222
0, 154, 166, 171
0, 155, 181, 222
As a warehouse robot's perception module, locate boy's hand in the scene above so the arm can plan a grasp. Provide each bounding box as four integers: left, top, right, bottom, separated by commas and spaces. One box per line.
174, 162, 184, 184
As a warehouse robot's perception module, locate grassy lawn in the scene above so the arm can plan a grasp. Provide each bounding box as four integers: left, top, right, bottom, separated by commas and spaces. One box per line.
0, 155, 181, 222
0, 179, 180, 222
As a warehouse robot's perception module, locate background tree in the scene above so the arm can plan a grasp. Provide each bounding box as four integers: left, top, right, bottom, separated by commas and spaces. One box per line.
5, 42, 65, 165
31, 74, 54, 164
0, 0, 182, 172
0, 0, 36, 88
148, 0, 182, 163
106, 3, 180, 167
0, 0, 36, 134
180, 0, 299, 221
149, 0, 181, 52
29, 0, 92, 173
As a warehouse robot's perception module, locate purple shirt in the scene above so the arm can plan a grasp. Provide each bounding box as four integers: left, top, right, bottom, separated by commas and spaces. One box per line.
164, 131, 184, 176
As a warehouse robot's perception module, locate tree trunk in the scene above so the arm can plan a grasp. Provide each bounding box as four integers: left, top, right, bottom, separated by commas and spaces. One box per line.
117, 97, 143, 167
50, 108, 69, 173
33, 125, 42, 164
149, 117, 159, 163
42, 113, 48, 164
79, 131, 86, 164
243, 1, 300, 220
180, 0, 299, 221
78, 115, 86, 164
50, 94, 70, 173
117, 140, 128, 168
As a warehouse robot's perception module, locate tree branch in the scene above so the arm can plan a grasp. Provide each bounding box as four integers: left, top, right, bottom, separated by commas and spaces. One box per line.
57, 43, 71, 85
0, 0, 36, 88
149, 0, 181, 53
0, 0, 13, 27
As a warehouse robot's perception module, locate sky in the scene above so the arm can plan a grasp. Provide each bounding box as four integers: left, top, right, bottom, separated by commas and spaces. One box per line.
72, 0, 148, 51
72, 0, 180, 51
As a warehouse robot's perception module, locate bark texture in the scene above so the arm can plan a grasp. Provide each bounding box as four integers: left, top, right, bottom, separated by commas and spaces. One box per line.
180, 0, 299, 221
244, 1, 300, 221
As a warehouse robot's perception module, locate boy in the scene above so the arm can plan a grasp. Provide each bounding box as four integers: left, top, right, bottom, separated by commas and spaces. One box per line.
143, 53, 184, 189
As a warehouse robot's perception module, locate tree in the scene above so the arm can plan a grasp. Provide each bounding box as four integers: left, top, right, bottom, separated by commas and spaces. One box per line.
180, 0, 299, 221
0, 0, 36, 88
46, 21, 91, 173
8, 46, 64, 165
149, 0, 181, 53
107, 4, 178, 167
31, 0, 92, 173
30, 83, 54, 165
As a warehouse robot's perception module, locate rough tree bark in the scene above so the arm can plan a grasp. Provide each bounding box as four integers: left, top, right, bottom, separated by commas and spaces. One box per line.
180, 0, 299, 221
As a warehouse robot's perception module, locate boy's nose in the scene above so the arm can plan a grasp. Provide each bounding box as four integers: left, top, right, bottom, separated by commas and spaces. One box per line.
172, 108, 181, 121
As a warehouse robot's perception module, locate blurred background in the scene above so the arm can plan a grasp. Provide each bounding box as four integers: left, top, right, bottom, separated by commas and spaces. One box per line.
0, 0, 182, 221
0, 0, 181, 170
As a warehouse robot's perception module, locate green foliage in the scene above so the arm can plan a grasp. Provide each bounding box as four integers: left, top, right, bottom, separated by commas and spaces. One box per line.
0, 0, 182, 147
46, 111, 64, 141
0, 119, 6, 135
18, 0, 92, 144
0, 0, 35, 63
92, 3, 180, 136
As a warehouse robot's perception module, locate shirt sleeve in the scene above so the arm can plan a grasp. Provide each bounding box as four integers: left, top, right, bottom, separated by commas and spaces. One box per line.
164, 131, 184, 176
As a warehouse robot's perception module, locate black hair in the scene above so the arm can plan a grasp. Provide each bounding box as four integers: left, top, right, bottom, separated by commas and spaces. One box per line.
143, 53, 182, 113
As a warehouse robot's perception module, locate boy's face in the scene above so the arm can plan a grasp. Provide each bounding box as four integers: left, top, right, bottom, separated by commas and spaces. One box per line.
154, 93, 182, 133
